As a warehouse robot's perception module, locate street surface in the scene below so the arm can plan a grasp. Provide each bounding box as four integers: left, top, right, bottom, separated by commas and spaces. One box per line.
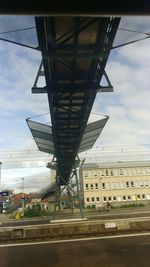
0, 233, 150, 266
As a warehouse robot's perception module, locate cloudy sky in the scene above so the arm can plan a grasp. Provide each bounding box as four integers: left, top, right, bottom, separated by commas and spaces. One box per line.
90, 16, 150, 157
0, 15, 150, 192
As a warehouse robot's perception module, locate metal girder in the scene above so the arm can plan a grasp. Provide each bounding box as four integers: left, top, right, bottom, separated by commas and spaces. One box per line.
35, 16, 120, 184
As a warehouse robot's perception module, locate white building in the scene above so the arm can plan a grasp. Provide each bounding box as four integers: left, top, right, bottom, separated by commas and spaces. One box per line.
82, 161, 150, 208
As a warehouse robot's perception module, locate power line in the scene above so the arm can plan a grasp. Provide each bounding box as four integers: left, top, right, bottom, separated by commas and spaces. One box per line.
0, 26, 35, 35
118, 27, 150, 36
1, 165, 48, 170
113, 35, 150, 50
112, 26, 150, 50
0, 36, 38, 50
27, 111, 50, 120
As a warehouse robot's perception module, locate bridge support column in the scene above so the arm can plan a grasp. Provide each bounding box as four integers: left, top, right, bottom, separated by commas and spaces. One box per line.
73, 164, 84, 218
52, 162, 84, 219
53, 174, 61, 220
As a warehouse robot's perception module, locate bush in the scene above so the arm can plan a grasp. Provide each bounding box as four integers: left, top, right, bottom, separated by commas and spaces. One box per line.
86, 205, 92, 209
24, 206, 51, 217
86, 205, 96, 209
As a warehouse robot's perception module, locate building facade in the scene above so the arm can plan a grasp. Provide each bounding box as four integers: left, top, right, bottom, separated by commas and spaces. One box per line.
82, 161, 150, 208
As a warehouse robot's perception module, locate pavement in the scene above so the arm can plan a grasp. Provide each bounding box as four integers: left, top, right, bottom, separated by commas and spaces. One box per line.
0, 233, 150, 266
0, 207, 150, 266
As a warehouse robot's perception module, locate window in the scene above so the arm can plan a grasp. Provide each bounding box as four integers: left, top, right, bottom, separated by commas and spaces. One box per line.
108, 196, 112, 201
113, 169, 118, 176
142, 168, 146, 175
120, 182, 125, 189
128, 168, 132, 176
84, 172, 88, 178
134, 181, 139, 188
101, 170, 104, 176
128, 195, 131, 200
85, 184, 89, 190
110, 182, 115, 189
123, 195, 126, 201
132, 168, 137, 176
146, 168, 150, 174
110, 170, 113, 176
102, 182, 105, 189
96, 197, 100, 202
115, 182, 120, 189
94, 171, 98, 177
144, 181, 149, 187
113, 196, 116, 201
137, 168, 142, 175
103, 197, 107, 202
139, 181, 144, 187
132, 195, 136, 201
131, 181, 134, 187
126, 181, 129, 188
118, 196, 122, 202
91, 197, 95, 202
106, 182, 110, 189
95, 183, 99, 189
142, 194, 145, 199
119, 169, 123, 175
137, 194, 141, 200
90, 184, 94, 190
106, 170, 109, 176
86, 198, 90, 202
124, 169, 128, 176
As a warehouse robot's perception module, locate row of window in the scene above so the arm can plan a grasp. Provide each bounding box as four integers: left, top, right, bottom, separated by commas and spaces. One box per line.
86, 197, 100, 203
86, 194, 149, 203
85, 180, 150, 190
83, 167, 150, 178
85, 183, 99, 190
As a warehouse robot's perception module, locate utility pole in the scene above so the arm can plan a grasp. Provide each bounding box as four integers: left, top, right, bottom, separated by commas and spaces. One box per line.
21, 177, 25, 212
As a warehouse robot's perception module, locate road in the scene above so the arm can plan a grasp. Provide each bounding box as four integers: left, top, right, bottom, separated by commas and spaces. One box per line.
0, 233, 150, 266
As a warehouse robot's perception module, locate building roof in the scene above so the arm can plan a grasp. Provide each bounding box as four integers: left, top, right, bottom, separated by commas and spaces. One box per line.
82, 160, 150, 169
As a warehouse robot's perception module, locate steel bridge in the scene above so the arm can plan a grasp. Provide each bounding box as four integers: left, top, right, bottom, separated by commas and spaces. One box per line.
27, 16, 120, 216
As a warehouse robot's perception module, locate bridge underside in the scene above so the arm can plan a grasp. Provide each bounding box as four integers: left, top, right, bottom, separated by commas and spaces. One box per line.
34, 16, 120, 185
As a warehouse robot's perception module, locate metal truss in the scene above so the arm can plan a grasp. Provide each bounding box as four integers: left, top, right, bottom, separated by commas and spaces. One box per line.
52, 156, 84, 219
34, 16, 120, 185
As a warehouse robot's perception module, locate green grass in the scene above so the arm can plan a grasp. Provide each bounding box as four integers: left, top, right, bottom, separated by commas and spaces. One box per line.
118, 203, 145, 208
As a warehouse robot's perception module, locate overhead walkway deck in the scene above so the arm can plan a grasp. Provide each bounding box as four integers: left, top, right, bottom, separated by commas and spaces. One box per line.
27, 116, 109, 155
32, 16, 120, 185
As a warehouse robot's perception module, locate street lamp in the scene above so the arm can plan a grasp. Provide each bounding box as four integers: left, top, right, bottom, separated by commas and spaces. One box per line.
21, 178, 25, 212
0, 162, 2, 190
100, 178, 103, 211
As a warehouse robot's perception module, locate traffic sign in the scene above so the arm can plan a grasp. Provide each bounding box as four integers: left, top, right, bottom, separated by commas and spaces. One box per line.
0, 191, 9, 196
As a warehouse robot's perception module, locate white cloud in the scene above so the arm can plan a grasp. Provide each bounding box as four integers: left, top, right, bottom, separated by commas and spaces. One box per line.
91, 16, 150, 151
2, 169, 51, 193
